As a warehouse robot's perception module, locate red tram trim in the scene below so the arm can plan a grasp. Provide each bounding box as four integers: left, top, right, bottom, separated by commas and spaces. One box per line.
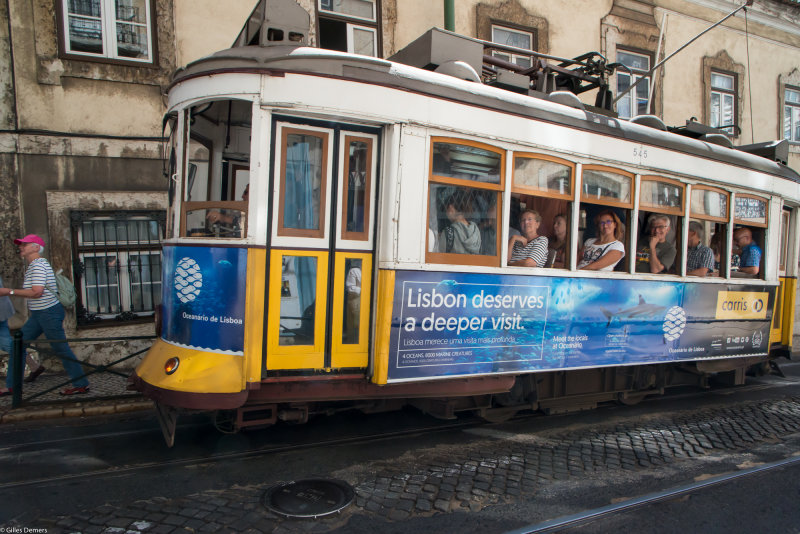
128, 373, 248, 410
245, 374, 516, 404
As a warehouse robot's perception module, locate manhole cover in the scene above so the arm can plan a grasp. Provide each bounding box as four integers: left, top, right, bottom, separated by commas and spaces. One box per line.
263, 478, 354, 518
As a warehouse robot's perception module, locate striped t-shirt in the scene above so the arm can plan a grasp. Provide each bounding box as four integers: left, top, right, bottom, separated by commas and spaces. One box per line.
23, 258, 60, 310
510, 236, 549, 267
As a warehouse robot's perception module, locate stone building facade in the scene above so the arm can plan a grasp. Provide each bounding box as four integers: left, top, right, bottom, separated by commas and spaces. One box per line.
1, 0, 799, 368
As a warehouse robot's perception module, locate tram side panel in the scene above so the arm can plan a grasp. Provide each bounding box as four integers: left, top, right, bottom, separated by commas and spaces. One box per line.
372, 269, 775, 385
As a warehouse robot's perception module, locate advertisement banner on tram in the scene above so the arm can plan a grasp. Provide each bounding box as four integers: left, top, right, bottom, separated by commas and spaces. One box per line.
160, 246, 247, 354
386, 270, 774, 382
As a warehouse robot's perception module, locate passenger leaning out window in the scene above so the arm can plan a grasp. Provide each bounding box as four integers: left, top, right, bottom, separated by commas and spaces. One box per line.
636, 214, 676, 274
577, 210, 625, 271
508, 209, 548, 267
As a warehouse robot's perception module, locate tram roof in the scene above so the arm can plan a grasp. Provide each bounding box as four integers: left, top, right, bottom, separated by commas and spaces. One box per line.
173, 45, 800, 184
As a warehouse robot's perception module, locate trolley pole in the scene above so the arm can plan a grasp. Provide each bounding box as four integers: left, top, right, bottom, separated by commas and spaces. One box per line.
11, 330, 23, 408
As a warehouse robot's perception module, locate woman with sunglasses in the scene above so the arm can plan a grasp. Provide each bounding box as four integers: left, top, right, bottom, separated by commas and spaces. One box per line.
577, 210, 625, 271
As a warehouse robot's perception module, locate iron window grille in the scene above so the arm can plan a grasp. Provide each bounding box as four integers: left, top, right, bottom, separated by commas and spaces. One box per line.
70, 210, 165, 326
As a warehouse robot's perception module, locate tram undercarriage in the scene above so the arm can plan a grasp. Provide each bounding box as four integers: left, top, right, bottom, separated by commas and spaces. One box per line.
140, 354, 781, 446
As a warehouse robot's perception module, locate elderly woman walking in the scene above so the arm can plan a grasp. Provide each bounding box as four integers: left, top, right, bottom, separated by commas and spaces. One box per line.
0, 235, 89, 395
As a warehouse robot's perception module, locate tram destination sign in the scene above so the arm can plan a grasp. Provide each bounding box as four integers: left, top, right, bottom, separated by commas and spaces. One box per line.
385, 270, 774, 382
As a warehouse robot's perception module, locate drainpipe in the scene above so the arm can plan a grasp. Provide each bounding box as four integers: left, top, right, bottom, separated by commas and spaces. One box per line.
444, 0, 455, 31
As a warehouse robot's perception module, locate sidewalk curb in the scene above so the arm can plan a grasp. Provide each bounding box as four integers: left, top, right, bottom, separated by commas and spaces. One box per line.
0, 398, 153, 423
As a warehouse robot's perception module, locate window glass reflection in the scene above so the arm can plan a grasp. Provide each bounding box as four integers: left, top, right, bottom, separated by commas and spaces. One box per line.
343, 258, 362, 344
279, 256, 317, 346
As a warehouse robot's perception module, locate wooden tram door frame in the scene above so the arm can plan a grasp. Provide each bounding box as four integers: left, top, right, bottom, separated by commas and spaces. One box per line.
266, 120, 379, 372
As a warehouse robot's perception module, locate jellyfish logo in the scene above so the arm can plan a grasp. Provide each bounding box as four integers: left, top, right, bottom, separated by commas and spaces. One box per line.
175, 257, 202, 303
662, 306, 686, 342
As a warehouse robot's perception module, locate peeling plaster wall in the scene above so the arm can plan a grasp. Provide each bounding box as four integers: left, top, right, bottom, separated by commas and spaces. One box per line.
45, 191, 167, 369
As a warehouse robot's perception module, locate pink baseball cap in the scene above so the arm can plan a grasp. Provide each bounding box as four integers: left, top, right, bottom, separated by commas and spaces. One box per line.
13, 234, 45, 247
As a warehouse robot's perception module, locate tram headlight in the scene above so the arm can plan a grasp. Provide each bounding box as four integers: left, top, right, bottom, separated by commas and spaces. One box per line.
165, 357, 180, 375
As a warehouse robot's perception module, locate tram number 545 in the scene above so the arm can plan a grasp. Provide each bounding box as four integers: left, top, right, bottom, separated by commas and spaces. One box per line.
633, 146, 648, 160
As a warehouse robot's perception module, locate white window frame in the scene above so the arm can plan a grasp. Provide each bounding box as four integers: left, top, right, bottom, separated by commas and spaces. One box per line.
491, 24, 534, 69
318, 0, 376, 23
785, 86, 800, 143
616, 49, 651, 119
710, 71, 736, 136
60, 0, 154, 63
346, 23, 377, 56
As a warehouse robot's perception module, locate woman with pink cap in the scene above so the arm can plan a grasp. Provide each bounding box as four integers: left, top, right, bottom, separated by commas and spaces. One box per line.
0, 234, 89, 395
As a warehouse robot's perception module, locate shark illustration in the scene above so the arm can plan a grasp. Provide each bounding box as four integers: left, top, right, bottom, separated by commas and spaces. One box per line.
601, 295, 667, 327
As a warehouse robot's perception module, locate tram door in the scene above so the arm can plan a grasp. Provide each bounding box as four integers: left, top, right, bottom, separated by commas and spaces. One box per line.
266, 122, 377, 371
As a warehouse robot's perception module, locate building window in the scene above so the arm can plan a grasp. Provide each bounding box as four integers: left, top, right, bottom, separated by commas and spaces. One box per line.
491, 24, 535, 69
785, 87, 800, 143
58, 0, 154, 63
71, 211, 164, 326
317, 0, 379, 56
710, 71, 736, 135
616, 49, 651, 119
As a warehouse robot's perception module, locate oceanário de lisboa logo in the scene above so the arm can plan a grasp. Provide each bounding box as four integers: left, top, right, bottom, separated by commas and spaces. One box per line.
175, 257, 203, 303
662, 306, 686, 341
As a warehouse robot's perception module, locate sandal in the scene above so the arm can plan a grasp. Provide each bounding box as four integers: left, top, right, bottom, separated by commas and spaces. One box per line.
24, 365, 45, 383
0, 388, 12, 397
60, 386, 89, 396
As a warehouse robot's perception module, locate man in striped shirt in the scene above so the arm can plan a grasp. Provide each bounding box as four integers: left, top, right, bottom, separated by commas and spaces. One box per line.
0, 234, 89, 395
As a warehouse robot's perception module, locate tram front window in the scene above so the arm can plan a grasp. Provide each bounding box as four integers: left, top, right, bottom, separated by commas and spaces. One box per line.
279, 256, 317, 345
181, 99, 251, 238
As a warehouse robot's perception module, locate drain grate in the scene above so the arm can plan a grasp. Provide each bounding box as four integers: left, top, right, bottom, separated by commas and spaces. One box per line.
263, 478, 355, 518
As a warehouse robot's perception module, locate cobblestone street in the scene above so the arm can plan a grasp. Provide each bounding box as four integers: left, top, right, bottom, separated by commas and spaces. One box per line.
18, 394, 800, 534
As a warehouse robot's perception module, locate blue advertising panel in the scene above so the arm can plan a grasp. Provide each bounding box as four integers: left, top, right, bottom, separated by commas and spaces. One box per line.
161, 246, 247, 354
387, 270, 774, 383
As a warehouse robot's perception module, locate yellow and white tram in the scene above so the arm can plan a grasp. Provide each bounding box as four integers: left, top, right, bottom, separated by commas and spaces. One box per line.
130, 17, 800, 444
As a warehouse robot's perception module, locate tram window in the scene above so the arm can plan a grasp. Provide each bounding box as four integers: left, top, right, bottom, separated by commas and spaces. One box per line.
429, 184, 496, 256
508, 194, 571, 268
279, 256, 317, 346
685, 219, 715, 277
732, 225, 764, 278
579, 166, 634, 272
342, 258, 362, 344
581, 167, 631, 204
278, 129, 328, 238
512, 154, 574, 269
342, 136, 372, 241
691, 186, 729, 277
779, 209, 790, 272
431, 141, 502, 184
635, 214, 680, 274
577, 206, 628, 271
635, 177, 684, 275
427, 139, 504, 267
733, 194, 768, 279
181, 100, 252, 238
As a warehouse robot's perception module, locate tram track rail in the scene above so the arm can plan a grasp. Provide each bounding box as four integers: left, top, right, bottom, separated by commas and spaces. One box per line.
507, 454, 800, 534
0, 416, 492, 491
1, 367, 797, 491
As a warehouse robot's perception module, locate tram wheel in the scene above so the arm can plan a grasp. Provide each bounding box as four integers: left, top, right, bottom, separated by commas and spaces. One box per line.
480, 406, 519, 423
213, 409, 240, 434
616, 392, 647, 406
